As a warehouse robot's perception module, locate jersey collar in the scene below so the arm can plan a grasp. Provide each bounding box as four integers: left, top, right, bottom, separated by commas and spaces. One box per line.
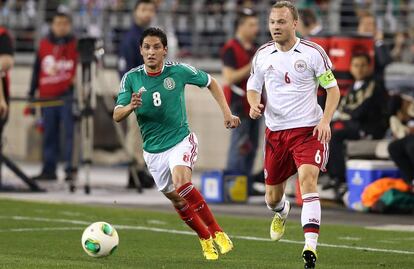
144, 63, 165, 77
272, 37, 301, 54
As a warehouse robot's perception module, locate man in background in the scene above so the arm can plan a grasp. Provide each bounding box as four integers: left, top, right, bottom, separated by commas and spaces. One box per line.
326, 53, 388, 197
118, 0, 157, 189
118, 0, 156, 77
28, 12, 78, 181
357, 12, 392, 83
297, 8, 324, 37
220, 8, 260, 193
0, 26, 14, 142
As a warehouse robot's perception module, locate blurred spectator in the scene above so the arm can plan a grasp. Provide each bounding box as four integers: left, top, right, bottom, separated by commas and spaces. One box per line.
117, 0, 156, 78
391, 30, 414, 63
200, 0, 226, 57
118, 0, 156, 189
297, 8, 324, 37
388, 95, 414, 189
326, 53, 388, 194
340, 0, 359, 32
28, 12, 78, 181
236, 0, 258, 11
220, 8, 259, 193
0, 25, 13, 145
357, 11, 392, 83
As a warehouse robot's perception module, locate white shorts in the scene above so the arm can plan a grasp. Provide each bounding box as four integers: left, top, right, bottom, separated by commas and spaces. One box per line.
143, 133, 198, 193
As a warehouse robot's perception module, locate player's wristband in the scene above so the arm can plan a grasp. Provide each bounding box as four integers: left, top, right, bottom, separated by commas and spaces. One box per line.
318, 69, 337, 88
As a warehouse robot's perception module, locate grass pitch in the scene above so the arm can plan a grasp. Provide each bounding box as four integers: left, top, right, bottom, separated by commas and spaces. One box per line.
0, 198, 412, 269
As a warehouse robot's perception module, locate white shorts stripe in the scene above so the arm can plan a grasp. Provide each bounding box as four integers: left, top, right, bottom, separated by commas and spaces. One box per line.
321, 142, 329, 170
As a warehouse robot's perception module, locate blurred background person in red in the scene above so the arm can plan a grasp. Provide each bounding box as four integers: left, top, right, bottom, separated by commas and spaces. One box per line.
220, 8, 260, 194
0, 25, 14, 143
28, 12, 78, 181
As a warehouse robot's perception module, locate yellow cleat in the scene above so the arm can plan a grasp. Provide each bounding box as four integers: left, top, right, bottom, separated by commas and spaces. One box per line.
302, 245, 318, 269
213, 231, 234, 254
199, 237, 219, 260
270, 200, 290, 241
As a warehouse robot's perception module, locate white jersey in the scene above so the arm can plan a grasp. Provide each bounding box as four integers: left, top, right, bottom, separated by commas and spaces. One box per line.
247, 38, 337, 131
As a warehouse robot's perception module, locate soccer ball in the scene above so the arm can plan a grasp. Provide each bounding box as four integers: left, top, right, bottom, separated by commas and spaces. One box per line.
81, 222, 119, 257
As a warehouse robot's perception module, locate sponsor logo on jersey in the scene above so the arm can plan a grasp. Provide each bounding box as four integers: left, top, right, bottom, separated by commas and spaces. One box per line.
294, 59, 307, 73
267, 65, 274, 71
41, 55, 74, 76
163, 77, 176, 90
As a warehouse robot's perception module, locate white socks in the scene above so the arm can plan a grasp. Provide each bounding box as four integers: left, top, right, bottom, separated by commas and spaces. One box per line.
301, 193, 321, 250
266, 194, 289, 217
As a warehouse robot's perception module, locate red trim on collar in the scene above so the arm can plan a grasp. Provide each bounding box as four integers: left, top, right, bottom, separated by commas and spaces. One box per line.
147, 70, 162, 77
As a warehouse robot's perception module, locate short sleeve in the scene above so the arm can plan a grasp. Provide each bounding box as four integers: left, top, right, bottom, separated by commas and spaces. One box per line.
221, 47, 237, 68
115, 73, 132, 108
0, 33, 13, 55
312, 44, 333, 77
180, 63, 211, 88
311, 44, 337, 89
246, 54, 264, 94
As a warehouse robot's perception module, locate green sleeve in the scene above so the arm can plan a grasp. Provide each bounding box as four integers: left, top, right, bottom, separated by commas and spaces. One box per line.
116, 73, 132, 106
180, 63, 210, 88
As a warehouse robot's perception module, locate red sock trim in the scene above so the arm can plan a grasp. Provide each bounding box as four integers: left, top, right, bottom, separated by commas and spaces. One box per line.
177, 183, 222, 235
174, 203, 210, 239
304, 228, 320, 234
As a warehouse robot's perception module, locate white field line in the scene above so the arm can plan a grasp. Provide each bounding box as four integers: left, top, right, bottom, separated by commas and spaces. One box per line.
366, 225, 414, 232
0, 227, 83, 232
1, 215, 413, 255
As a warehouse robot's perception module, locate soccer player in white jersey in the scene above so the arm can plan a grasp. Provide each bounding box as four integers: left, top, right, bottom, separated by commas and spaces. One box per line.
246, 2, 340, 268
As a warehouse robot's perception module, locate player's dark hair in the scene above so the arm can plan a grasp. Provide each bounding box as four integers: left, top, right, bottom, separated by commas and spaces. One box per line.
299, 8, 317, 27
272, 1, 299, 21
134, 0, 155, 10
351, 52, 371, 64
234, 8, 257, 30
52, 12, 72, 23
140, 27, 168, 47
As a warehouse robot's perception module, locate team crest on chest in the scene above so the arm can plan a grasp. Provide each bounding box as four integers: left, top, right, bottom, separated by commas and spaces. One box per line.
294, 60, 307, 73
163, 77, 176, 90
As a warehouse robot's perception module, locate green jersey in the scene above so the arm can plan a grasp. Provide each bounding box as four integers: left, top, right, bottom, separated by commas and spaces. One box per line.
116, 62, 210, 153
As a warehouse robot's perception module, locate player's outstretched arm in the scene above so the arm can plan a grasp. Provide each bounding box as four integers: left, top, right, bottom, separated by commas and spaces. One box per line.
247, 90, 264, 120
207, 77, 241, 129
113, 92, 142, 122
313, 85, 340, 143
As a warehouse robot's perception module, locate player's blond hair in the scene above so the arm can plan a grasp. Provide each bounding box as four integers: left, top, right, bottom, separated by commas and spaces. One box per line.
272, 1, 299, 21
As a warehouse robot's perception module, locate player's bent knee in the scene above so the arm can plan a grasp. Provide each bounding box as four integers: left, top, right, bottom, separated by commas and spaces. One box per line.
265, 191, 283, 207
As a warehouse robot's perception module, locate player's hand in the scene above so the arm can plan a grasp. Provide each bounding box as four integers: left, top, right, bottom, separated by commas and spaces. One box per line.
130, 91, 143, 109
313, 120, 331, 144
249, 103, 264, 119
0, 99, 8, 119
224, 114, 241, 129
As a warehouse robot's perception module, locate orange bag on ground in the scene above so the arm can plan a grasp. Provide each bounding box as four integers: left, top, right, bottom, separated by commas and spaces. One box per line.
361, 178, 410, 208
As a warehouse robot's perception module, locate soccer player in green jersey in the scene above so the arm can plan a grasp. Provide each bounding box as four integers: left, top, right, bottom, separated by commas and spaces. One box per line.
113, 27, 241, 260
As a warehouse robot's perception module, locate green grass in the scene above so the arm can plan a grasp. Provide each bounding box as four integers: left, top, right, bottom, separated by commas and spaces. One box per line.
0, 198, 412, 269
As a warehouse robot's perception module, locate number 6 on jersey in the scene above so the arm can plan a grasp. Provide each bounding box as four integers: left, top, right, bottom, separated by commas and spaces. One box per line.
153, 91, 162, 107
